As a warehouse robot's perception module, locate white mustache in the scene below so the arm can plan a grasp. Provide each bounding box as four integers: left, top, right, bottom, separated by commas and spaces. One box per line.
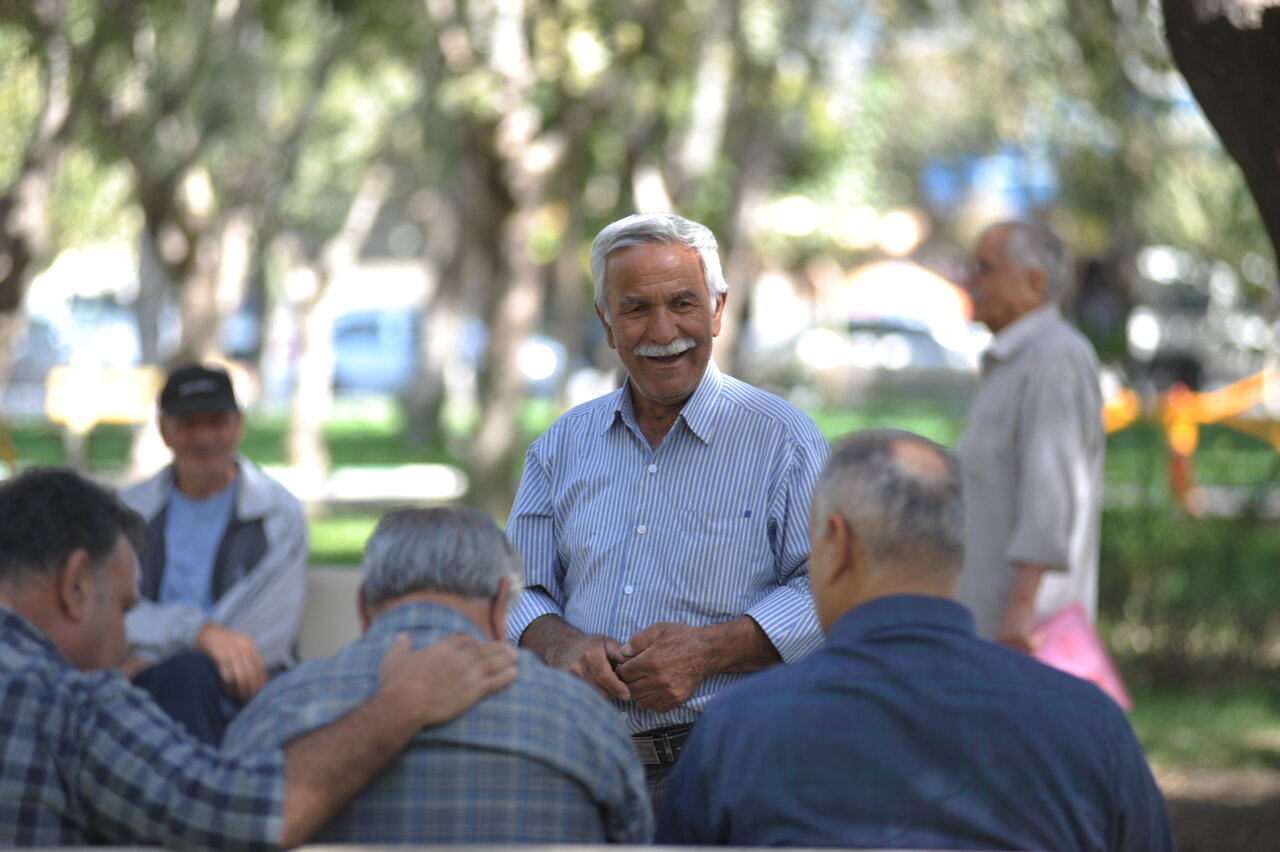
633, 338, 696, 358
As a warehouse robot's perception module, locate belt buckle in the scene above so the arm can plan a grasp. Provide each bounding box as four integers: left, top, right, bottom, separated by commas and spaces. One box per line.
633, 738, 661, 765
633, 730, 682, 765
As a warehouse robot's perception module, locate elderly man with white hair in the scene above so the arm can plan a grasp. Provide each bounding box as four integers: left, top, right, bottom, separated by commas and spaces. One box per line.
956, 220, 1104, 651
657, 429, 1169, 851
505, 212, 830, 805
224, 506, 652, 843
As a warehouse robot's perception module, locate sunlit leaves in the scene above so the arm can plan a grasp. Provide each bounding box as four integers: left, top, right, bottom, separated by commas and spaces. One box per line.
0, 27, 40, 188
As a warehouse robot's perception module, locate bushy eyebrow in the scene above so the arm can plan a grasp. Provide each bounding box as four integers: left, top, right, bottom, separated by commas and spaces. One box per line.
617, 289, 703, 309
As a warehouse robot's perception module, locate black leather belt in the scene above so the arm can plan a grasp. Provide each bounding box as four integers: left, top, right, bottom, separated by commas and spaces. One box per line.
631, 723, 694, 765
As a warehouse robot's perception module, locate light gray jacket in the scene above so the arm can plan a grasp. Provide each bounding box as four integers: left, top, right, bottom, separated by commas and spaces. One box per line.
121, 455, 308, 670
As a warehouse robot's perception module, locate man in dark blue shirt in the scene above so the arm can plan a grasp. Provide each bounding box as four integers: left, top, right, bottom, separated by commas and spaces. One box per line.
657, 429, 1172, 851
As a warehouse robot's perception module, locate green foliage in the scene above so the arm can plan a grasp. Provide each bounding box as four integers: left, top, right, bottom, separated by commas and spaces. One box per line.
308, 508, 380, 564
0, 26, 40, 188
1127, 680, 1280, 770
1100, 503, 1280, 667
47, 149, 140, 248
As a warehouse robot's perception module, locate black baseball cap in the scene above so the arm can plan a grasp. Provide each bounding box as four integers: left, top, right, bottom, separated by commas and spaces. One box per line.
159, 364, 240, 416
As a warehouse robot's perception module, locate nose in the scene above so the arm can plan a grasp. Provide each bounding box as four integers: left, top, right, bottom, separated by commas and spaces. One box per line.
647, 306, 678, 343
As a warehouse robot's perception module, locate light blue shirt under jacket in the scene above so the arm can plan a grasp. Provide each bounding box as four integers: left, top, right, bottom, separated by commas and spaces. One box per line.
159, 482, 237, 611
505, 360, 830, 734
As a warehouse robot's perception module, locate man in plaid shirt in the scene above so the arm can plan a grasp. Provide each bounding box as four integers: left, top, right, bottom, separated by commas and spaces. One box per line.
225, 506, 653, 843
0, 468, 517, 850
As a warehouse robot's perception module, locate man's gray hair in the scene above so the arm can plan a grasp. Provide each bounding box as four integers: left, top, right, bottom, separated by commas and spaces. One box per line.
589, 212, 728, 324
811, 429, 964, 576
993, 220, 1072, 305
360, 507, 522, 612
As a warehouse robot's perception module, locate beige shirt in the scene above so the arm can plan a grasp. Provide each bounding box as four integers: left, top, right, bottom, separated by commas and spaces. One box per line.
955, 305, 1104, 638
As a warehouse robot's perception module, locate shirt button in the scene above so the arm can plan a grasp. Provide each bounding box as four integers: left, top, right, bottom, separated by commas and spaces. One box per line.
647, 464, 657, 474
636, 524, 647, 535
624, 584, 635, 594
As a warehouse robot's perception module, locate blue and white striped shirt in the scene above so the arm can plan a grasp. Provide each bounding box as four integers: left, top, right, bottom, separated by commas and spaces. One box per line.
506, 360, 829, 734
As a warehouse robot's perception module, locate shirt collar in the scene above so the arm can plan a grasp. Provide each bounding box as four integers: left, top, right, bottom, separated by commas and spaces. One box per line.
985, 303, 1061, 363
0, 603, 69, 663
365, 599, 489, 642
826, 594, 976, 645
603, 359, 724, 446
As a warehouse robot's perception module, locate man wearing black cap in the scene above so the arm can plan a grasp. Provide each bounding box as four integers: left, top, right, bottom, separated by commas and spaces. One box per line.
121, 363, 308, 744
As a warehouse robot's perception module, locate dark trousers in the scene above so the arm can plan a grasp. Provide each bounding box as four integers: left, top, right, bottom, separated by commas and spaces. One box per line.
645, 759, 678, 817
133, 651, 240, 747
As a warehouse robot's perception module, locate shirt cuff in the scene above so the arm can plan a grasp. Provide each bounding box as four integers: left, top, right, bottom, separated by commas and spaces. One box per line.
745, 584, 824, 663
1006, 533, 1070, 573
171, 607, 210, 650
505, 586, 564, 646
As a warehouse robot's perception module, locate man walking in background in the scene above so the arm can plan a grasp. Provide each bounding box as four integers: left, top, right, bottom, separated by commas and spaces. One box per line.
956, 221, 1104, 651
122, 363, 308, 743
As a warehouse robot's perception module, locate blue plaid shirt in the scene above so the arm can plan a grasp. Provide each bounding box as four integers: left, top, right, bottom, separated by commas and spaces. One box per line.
658, 595, 1173, 851
0, 605, 282, 849
506, 361, 830, 734
225, 601, 653, 843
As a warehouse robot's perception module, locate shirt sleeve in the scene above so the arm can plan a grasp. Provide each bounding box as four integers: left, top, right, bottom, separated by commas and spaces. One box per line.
1006, 350, 1101, 572
599, 707, 657, 843
125, 600, 208, 660
505, 439, 567, 644
65, 672, 284, 851
655, 715, 722, 844
744, 432, 829, 662
210, 499, 309, 670
1109, 713, 1175, 852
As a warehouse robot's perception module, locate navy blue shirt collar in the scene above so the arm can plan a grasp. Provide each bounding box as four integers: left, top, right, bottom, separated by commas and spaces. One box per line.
826, 594, 976, 645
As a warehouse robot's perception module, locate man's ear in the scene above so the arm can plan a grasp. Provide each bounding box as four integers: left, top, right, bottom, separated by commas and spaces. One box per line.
487, 578, 511, 642
1024, 266, 1048, 305
710, 288, 727, 337
158, 415, 176, 451
56, 548, 95, 622
357, 585, 372, 634
822, 513, 856, 586
595, 303, 617, 350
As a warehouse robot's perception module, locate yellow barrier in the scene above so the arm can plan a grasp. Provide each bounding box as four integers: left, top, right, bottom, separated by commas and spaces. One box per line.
43, 364, 164, 471
1104, 368, 1280, 512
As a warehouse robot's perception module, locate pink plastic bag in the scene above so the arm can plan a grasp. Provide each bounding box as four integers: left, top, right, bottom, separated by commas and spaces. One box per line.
1033, 604, 1134, 712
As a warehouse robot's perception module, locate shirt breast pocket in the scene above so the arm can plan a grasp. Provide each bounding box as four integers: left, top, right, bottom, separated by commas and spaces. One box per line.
662, 508, 765, 619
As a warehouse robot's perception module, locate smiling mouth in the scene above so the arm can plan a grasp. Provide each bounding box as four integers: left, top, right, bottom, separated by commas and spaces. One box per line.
634, 337, 696, 362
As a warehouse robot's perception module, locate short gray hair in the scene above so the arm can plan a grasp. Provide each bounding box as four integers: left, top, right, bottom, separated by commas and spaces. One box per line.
360, 507, 522, 612
589, 212, 728, 324
992, 220, 1072, 305
811, 429, 964, 577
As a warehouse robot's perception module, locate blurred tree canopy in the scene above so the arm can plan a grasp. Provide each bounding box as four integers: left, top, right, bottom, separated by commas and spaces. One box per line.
0, 0, 1274, 509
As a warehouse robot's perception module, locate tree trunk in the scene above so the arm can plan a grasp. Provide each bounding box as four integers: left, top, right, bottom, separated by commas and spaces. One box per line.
0, 0, 72, 389
285, 163, 394, 476
0, 175, 49, 389
1162, 0, 1280, 269
465, 118, 544, 518
404, 189, 465, 449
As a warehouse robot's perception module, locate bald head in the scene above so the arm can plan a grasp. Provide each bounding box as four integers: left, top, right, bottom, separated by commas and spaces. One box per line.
810, 429, 964, 586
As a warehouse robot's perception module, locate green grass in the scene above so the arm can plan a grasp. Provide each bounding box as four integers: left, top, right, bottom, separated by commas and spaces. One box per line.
308, 509, 381, 565
1128, 680, 1280, 770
